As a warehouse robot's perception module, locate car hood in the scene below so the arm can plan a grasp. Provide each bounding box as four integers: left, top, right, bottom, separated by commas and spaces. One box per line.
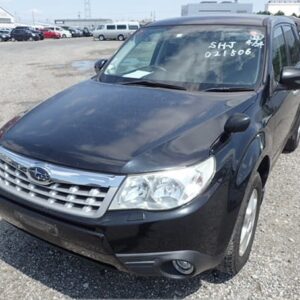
1, 80, 256, 174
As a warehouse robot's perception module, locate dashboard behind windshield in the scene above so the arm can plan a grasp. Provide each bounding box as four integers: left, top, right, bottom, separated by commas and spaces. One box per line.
101, 25, 266, 91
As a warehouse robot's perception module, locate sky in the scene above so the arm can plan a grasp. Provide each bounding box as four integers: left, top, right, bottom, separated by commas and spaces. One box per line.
0, 0, 267, 23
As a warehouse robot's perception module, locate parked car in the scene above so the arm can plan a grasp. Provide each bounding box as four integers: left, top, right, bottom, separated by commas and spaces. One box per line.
41, 29, 61, 39
0, 30, 10, 42
93, 22, 140, 41
11, 26, 43, 40
10, 28, 40, 41
46, 26, 72, 38
31, 29, 44, 40
1, 15, 300, 280
82, 27, 92, 37
69, 28, 83, 38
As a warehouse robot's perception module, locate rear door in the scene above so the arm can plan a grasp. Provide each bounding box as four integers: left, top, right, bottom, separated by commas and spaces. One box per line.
282, 24, 300, 135
269, 24, 300, 157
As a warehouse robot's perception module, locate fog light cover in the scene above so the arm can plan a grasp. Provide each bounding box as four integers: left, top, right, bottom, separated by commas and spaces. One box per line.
172, 260, 195, 275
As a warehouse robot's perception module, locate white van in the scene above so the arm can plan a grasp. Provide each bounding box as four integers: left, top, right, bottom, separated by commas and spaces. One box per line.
46, 26, 72, 38
93, 22, 140, 41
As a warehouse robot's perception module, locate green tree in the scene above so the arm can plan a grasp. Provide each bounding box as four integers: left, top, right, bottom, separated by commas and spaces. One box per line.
275, 10, 285, 16
291, 13, 298, 17
257, 11, 271, 15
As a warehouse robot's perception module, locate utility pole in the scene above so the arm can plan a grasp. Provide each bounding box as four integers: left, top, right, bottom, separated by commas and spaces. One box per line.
32, 10, 35, 25
84, 0, 92, 19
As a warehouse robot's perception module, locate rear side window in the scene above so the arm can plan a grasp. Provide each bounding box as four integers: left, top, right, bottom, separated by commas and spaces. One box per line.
107, 25, 116, 30
117, 25, 127, 30
282, 25, 300, 67
129, 25, 139, 30
272, 27, 288, 82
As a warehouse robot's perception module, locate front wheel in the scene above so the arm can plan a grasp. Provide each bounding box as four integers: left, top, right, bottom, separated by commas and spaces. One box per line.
217, 173, 262, 276
99, 35, 105, 41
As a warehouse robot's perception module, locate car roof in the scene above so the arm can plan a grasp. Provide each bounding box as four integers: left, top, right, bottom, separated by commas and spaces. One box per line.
148, 14, 295, 28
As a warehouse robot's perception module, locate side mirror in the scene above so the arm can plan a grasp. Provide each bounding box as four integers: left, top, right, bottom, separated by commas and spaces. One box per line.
94, 59, 108, 74
224, 113, 251, 134
280, 66, 300, 90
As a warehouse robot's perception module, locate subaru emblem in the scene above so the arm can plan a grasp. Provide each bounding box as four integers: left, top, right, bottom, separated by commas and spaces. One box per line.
28, 167, 51, 185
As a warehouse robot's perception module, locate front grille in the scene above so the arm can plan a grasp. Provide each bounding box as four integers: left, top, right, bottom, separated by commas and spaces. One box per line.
0, 147, 125, 218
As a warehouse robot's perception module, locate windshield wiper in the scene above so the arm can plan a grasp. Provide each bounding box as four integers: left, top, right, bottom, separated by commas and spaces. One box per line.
205, 87, 254, 92
121, 80, 187, 91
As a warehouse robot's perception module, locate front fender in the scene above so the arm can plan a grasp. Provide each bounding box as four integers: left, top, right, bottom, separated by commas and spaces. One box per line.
236, 133, 265, 186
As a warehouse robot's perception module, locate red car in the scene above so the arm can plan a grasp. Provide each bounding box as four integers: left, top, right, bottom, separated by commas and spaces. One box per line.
41, 29, 61, 39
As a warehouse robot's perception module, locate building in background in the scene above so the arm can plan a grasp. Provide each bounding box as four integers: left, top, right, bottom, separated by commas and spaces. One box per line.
181, 1, 253, 16
266, 0, 300, 16
0, 7, 15, 28
54, 18, 112, 29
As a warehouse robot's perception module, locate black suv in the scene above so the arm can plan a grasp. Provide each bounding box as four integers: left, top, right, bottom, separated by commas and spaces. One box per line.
0, 15, 300, 279
11, 27, 40, 41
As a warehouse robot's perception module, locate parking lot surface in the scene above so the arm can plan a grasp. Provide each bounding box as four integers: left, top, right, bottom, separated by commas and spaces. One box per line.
0, 38, 299, 299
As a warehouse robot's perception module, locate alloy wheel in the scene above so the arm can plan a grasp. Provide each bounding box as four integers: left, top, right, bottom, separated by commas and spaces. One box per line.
239, 189, 258, 257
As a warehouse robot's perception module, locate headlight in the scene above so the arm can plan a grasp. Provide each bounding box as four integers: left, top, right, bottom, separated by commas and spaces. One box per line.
109, 156, 216, 211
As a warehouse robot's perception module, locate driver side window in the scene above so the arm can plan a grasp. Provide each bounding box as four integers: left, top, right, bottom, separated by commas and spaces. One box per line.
116, 33, 160, 74
272, 26, 288, 82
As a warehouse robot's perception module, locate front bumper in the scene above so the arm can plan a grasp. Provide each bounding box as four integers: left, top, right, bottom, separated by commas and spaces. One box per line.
0, 179, 232, 279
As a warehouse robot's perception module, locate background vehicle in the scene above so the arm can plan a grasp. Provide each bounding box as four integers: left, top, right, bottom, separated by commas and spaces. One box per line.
82, 27, 92, 37
68, 28, 83, 37
41, 29, 61, 39
10, 28, 40, 41
0, 30, 10, 42
46, 26, 72, 38
31, 29, 44, 40
93, 22, 140, 41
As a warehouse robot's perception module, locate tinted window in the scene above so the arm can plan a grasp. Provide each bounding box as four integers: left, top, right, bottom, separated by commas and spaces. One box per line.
272, 27, 288, 82
107, 25, 116, 30
283, 25, 300, 66
117, 25, 127, 30
129, 25, 139, 30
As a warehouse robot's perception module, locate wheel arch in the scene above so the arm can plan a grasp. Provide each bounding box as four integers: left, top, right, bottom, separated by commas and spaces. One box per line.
256, 155, 270, 188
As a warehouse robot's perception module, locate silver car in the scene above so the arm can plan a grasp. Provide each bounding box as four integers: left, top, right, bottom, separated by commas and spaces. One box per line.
93, 22, 140, 41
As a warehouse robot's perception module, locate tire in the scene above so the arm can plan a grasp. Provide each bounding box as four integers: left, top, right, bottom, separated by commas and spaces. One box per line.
217, 173, 263, 276
118, 34, 125, 41
62, 34, 66, 38
283, 122, 300, 153
99, 35, 105, 41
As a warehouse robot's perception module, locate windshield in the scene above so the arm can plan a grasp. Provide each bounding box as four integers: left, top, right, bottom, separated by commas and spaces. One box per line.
101, 25, 266, 91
